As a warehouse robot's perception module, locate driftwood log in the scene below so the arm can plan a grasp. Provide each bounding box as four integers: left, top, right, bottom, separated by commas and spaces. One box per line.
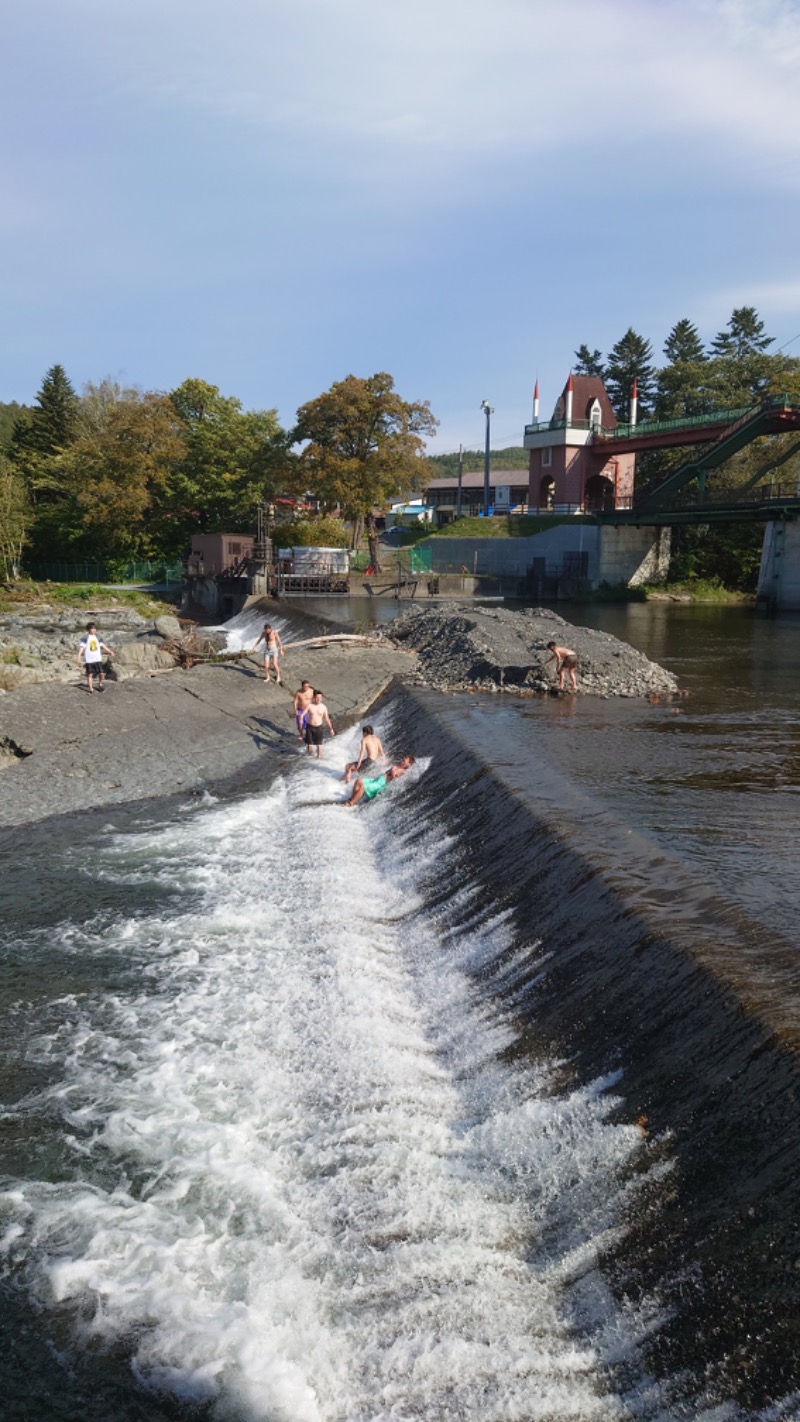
162, 632, 381, 669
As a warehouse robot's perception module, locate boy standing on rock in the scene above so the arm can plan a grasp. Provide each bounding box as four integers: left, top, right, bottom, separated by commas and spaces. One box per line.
545, 640, 578, 692
77, 622, 115, 694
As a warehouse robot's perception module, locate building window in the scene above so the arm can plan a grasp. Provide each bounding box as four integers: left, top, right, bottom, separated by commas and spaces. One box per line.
589, 400, 602, 431
541, 448, 552, 467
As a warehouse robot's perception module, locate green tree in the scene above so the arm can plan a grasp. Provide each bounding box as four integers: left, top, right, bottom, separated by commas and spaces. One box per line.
28, 390, 186, 562
664, 319, 706, 365
574, 345, 605, 378
12, 364, 78, 458
604, 328, 656, 419
710, 306, 773, 360
167, 379, 289, 551
0, 455, 30, 579
293, 372, 438, 570
0, 402, 30, 452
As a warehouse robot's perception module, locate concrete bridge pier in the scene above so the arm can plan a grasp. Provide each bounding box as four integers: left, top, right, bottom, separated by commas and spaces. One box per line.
756, 518, 800, 611
596, 524, 671, 588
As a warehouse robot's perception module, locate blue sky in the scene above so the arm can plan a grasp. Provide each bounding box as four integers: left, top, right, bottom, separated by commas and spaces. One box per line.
2, 0, 800, 451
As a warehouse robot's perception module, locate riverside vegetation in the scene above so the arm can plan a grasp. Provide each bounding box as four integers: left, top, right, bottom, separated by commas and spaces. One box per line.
1, 306, 797, 593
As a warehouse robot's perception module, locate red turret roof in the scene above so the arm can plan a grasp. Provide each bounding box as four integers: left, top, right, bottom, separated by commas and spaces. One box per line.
552, 375, 617, 428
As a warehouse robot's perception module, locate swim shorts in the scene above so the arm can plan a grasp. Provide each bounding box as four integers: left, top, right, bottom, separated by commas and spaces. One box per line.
305, 723, 324, 746
362, 774, 387, 801
296, 709, 308, 731
560, 654, 578, 669
356, 757, 376, 777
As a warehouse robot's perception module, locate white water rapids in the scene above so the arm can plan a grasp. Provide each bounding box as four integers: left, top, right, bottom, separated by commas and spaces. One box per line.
1, 719, 671, 1421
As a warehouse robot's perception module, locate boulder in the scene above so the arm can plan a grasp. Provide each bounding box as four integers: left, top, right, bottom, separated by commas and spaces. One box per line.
154, 614, 183, 640
115, 642, 179, 672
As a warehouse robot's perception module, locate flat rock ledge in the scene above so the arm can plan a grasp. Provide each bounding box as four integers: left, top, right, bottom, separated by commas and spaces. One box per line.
387, 604, 679, 698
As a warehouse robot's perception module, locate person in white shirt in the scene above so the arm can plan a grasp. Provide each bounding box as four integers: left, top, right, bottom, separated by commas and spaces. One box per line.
76, 622, 114, 694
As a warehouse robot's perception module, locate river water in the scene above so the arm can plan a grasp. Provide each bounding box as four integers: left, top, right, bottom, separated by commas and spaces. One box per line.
1, 600, 799, 1421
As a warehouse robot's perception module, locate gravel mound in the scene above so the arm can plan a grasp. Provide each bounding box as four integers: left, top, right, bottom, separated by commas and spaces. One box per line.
388, 603, 679, 698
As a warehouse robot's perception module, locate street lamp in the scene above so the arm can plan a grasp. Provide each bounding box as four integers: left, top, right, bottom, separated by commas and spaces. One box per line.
480, 399, 494, 516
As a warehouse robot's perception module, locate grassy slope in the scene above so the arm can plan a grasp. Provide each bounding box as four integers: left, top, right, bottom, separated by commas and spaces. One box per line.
0, 581, 176, 616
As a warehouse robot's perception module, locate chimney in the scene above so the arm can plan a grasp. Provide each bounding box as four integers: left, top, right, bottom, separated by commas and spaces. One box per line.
565, 372, 574, 425
533, 378, 540, 423
630, 377, 638, 427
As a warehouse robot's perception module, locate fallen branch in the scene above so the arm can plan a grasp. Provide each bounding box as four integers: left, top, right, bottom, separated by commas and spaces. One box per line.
280, 633, 379, 650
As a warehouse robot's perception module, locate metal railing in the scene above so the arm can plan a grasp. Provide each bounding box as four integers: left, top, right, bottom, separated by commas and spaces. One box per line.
525, 395, 800, 445
23, 559, 184, 585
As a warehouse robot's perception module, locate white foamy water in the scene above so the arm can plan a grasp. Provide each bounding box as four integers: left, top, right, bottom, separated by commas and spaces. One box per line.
1, 726, 668, 1421
214, 606, 291, 652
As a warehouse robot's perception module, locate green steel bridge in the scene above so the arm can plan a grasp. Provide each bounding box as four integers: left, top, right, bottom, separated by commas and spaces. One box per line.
591, 393, 800, 525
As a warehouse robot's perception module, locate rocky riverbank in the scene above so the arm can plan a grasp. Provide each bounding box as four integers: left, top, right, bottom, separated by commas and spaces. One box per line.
388, 603, 679, 697
0, 606, 191, 690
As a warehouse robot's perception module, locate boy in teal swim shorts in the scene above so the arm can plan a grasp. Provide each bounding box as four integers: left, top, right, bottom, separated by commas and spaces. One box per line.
342, 755, 415, 807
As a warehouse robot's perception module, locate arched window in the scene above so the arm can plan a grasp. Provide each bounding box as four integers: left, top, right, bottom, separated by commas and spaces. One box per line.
589, 399, 602, 432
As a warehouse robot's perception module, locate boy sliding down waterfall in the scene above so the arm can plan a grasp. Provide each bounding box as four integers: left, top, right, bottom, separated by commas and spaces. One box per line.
342, 756, 415, 807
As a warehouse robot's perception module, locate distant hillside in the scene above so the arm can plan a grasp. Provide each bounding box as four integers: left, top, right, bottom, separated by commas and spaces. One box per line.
428, 446, 528, 476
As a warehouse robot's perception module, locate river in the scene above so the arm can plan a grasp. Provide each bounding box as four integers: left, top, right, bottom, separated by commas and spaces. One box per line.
1, 599, 799, 1421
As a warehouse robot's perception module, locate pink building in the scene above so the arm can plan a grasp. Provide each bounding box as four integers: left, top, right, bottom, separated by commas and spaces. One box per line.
523, 374, 636, 513
185, 533, 253, 576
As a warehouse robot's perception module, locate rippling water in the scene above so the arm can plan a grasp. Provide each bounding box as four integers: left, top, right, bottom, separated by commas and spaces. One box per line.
3, 599, 800, 1420
0, 724, 665, 1422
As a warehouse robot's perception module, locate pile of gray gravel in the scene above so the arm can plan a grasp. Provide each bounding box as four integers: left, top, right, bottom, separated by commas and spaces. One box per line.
387, 603, 679, 698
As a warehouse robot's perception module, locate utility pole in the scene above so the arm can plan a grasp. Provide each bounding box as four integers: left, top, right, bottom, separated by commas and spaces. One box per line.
456, 443, 464, 519
480, 400, 494, 517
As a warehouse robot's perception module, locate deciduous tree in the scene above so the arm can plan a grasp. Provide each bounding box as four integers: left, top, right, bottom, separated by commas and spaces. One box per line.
0, 456, 29, 579
167, 379, 289, 551
293, 373, 437, 570
53, 391, 187, 560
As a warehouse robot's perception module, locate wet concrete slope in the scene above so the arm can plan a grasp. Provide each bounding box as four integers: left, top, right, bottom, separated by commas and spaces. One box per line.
388, 684, 800, 1413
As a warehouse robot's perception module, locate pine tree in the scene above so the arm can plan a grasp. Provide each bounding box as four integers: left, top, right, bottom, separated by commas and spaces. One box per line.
664, 319, 706, 365
604, 329, 656, 419
709, 307, 773, 360
12, 364, 78, 457
574, 345, 605, 379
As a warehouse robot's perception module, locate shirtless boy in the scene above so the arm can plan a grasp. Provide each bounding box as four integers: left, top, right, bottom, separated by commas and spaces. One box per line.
304, 690, 335, 759
342, 724, 385, 784
293, 680, 314, 741
251, 623, 284, 683
343, 755, 415, 807
545, 640, 578, 692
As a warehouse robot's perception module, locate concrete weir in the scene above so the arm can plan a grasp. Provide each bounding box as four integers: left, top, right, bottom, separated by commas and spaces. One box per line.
389, 683, 800, 1412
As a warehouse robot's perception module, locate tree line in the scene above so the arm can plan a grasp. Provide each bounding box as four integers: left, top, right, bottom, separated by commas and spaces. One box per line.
574, 306, 799, 421
0, 369, 437, 578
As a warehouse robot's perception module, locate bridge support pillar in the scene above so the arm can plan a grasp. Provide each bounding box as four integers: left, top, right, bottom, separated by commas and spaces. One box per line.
595, 524, 671, 589
756, 518, 800, 611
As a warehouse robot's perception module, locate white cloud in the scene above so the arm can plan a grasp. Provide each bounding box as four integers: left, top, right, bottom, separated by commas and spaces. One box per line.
24, 0, 800, 186
708, 280, 800, 317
